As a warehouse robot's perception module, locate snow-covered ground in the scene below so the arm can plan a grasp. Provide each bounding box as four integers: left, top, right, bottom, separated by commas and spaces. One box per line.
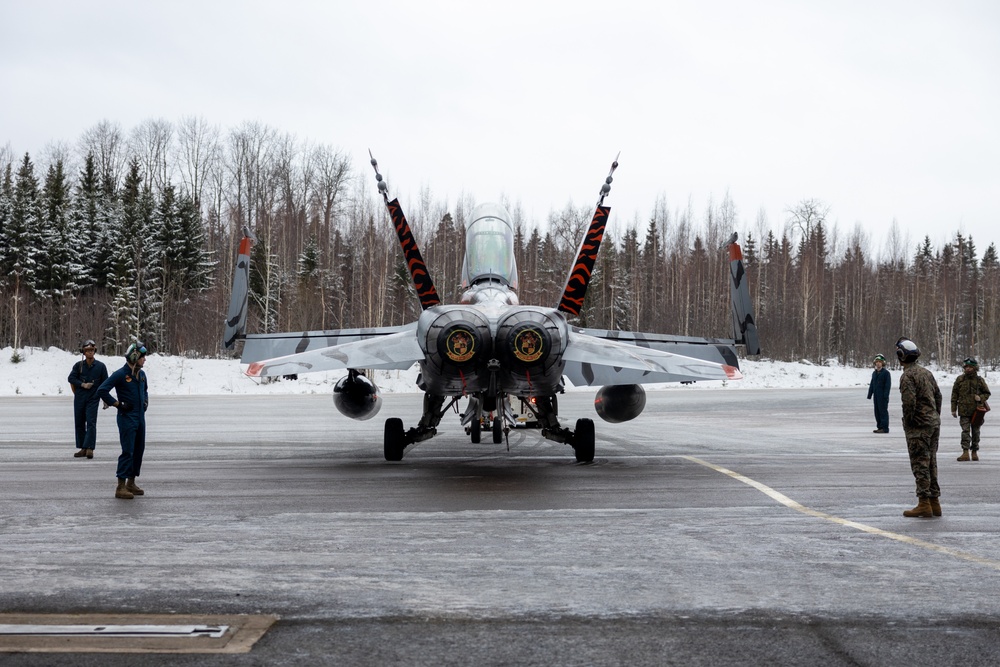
0, 346, 967, 397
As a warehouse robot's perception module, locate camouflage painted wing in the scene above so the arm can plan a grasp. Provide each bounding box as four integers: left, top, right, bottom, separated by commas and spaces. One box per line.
245, 329, 424, 378
563, 331, 742, 386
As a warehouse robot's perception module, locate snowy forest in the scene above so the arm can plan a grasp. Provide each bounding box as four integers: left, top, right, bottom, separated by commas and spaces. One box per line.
1, 118, 998, 369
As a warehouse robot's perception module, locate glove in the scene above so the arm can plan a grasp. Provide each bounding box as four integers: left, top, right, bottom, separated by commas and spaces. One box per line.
117, 401, 132, 413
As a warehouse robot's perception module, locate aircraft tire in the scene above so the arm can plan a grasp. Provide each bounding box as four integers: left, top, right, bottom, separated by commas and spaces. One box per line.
471, 418, 481, 444
573, 418, 595, 463
492, 416, 503, 444
384, 418, 406, 461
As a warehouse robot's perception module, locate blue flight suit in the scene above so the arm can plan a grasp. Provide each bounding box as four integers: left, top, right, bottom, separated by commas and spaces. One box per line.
868, 367, 892, 432
68, 358, 108, 451
98, 363, 149, 480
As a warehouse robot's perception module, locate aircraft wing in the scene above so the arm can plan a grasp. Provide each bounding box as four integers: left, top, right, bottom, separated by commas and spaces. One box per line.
238, 323, 416, 364
572, 327, 741, 367
563, 330, 742, 386
245, 329, 424, 378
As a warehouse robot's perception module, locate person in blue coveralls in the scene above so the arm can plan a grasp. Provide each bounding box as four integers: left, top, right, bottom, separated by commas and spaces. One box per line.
98, 342, 150, 500
68, 339, 108, 459
867, 354, 892, 433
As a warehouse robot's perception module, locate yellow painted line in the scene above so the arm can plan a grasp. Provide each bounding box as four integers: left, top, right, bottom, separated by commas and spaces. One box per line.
682, 455, 1000, 572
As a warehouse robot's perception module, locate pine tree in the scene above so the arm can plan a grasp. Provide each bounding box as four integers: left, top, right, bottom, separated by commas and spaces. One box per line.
981, 244, 999, 269
70, 154, 103, 289
0, 164, 13, 272
91, 171, 121, 290
145, 182, 178, 351
2, 154, 43, 349
105, 158, 151, 351
175, 192, 214, 291
3, 154, 43, 291
39, 159, 84, 297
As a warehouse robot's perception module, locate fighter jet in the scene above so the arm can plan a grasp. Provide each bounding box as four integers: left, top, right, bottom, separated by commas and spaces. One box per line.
224, 154, 760, 462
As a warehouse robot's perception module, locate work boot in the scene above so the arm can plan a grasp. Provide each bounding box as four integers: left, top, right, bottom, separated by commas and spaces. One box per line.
957, 450, 971, 462
74, 448, 87, 457
85, 449, 94, 459
115, 479, 134, 500
903, 498, 934, 518
929, 497, 942, 517
971, 450, 979, 461
126, 477, 144, 496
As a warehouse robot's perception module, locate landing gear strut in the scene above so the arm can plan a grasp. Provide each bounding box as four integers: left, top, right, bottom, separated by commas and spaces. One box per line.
526, 395, 596, 463
382, 393, 457, 461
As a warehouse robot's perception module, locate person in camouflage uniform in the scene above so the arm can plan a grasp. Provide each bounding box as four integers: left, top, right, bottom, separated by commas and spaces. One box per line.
896, 337, 942, 518
951, 357, 991, 461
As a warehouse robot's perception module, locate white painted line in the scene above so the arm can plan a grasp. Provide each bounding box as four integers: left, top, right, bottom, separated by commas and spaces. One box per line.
682, 455, 1000, 572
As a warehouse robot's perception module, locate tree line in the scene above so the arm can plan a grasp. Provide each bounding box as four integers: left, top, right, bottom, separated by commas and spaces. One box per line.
1, 118, 997, 370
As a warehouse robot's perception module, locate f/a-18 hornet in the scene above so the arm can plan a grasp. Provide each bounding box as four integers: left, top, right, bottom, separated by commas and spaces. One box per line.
224, 154, 760, 462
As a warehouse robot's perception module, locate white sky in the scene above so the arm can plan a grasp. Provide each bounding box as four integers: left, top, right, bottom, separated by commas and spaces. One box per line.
2, 1, 998, 257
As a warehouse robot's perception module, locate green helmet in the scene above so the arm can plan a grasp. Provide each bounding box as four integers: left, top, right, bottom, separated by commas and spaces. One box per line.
873, 354, 887, 365
962, 357, 979, 369
125, 341, 147, 365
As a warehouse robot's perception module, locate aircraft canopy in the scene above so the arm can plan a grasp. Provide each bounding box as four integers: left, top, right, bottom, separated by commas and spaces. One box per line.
462, 203, 519, 289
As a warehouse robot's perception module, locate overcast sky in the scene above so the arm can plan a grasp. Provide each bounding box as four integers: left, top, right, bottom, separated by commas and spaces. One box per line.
2, 1, 998, 257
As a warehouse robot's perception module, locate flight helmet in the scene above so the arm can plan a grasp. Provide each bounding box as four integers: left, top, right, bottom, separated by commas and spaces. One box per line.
962, 357, 979, 370
125, 341, 147, 365
873, 354, 887, 366
895, 337, 920, 364
81, 339, 96, 352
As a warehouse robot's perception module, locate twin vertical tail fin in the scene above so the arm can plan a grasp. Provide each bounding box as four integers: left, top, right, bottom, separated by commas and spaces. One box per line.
726, 236, 761, 356
557, 206, 610, 316
370, 151, 441, 310
223, 227, 256, 350
557, 155, 619, 316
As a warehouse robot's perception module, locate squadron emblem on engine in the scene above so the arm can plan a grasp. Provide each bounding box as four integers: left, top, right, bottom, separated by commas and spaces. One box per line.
445, 329, 475, 362
513, 329, 543, 363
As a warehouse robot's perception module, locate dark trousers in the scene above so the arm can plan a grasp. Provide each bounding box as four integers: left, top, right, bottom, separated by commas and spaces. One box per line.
115, 418, 146, 479
73, 397, 100, 450
873, 397, 889, 432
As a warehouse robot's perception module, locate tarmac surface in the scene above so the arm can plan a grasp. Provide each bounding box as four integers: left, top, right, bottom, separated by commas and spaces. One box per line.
2, 387, 1000, 665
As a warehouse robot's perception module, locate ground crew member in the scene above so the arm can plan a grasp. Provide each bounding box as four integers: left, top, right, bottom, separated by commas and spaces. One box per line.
97, 342, 149, 500
867, 354, 891, 433
952, 357, 991, 461
896, 337, 942, 518
68, 339, 108, 459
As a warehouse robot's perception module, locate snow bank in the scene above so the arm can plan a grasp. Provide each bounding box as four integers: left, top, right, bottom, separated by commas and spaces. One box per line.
0, 346, 964, 397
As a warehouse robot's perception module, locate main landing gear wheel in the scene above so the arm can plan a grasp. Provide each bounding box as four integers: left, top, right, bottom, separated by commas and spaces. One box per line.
384, 417, 406, 461
470, 417, 481, 444
573, 418, 595, 463
492, 416, 503, 444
